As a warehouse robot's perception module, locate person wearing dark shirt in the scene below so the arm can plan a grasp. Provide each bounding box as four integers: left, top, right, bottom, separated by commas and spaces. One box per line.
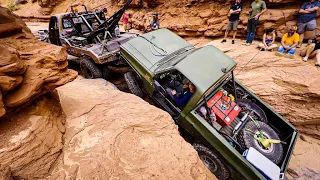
221, 0, 242, 44
297, 0, 320, 48
167, 82, 195, 107
300, 34, 320, 66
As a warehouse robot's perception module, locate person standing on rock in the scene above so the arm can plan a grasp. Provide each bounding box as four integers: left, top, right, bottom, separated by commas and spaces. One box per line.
221, 0, 242, 44
300, 34, 320, 66
243, 0, 267, 46
296, 0, 320, 48
122, 12, 131, 32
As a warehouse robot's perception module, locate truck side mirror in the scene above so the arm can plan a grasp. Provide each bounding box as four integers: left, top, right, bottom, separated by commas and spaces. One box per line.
153, 81, 167, 96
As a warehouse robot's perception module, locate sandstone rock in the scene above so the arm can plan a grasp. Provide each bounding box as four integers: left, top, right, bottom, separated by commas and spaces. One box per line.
44, 77, 216, 179
199, 9, 212, 18
0, 165, 12, 180
0, 97, 65, 179
207, 17, 227, 25
14, 0, 28, 5
0, 7, 77, 117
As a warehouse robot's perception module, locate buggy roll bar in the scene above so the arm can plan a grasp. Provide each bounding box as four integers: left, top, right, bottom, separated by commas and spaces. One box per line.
70, 3, 88, 14
87, 0, 133, 43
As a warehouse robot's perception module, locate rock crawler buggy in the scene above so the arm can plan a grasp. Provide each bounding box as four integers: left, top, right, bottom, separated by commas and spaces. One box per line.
42, 0, 136, 79
120, 29, 298, 180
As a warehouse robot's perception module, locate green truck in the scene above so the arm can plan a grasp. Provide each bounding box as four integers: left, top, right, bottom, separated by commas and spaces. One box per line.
120, 29, 298, 180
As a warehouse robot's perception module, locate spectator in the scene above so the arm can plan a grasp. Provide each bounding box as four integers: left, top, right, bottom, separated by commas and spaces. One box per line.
243, 0, 267, 46
151, 12, 160, 30
257, 28, 277, 51
300, 34, 320, 66
221, 0, 242, 44
167, 82, 195, 107
275, 26, 300, 59
122, 12, 131, 32
297, 0, 320, 48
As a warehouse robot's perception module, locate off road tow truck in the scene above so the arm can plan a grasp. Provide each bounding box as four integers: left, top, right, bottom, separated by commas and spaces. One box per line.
120, 29, 298, 180
42, 0, 136, 79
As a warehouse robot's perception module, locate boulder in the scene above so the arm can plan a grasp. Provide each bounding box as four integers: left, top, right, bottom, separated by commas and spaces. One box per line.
40, 77, 216, 179
14, 0, 28, 5
0, 7, 77, 117
0, 97, 65, 179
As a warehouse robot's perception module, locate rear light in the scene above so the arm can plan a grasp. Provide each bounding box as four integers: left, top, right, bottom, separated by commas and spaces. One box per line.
103, 8, 107, 13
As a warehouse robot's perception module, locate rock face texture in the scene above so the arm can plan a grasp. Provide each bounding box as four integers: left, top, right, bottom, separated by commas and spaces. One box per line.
0, 97, 65, 179
207, 40, 320, 139
0, 7, 77, 117
45, 77, 215, 179
0, 77, 216, 179
5, 0, 315, 39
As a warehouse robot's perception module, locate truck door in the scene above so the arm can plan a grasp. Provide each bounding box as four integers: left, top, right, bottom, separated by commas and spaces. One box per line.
49, 16, 61, 46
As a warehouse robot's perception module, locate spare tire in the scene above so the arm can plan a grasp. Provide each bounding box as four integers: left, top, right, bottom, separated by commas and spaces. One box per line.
124, 72, 143, 98
237, 99, 268, 123
237, 121, 283, 164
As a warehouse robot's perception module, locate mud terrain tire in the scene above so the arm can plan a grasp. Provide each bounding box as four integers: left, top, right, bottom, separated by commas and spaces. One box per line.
193, 143, 230, 180
124, 72, 143, 98
80, 59, 102, 79
101, 66, 110, 79
237, 99, 268, 123
237, 121, 283, 164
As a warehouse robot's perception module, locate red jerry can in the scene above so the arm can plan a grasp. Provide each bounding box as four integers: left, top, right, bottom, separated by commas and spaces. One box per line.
207, 91, 241, 127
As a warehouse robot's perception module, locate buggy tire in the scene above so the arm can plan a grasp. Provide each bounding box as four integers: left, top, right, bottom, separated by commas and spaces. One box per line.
101, 66, 110, 79
237, 121, 283, 164
193, 143, 230, 180
80, 59, 102, 79
237, 99, 268, 123
124, 72, 143, 98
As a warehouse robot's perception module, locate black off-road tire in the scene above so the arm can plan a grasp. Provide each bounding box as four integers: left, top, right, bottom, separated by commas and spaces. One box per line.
237, 99, 268, 123
124, 72, 143, 98
193, 143, 230, 180
80, 59, 102, 79
237, 121, 283, 165
101, 66, 110, 79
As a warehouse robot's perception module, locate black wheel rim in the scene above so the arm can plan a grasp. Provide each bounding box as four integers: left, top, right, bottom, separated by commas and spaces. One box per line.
200, 154, 218, 173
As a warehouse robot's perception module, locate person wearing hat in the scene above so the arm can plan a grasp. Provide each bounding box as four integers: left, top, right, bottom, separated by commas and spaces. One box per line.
300, 34, 320, 66
275, 26, 300, 59
150, 12, 160, 30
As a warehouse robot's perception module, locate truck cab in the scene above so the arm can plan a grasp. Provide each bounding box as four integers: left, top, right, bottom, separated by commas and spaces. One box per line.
120, 29, 298, 180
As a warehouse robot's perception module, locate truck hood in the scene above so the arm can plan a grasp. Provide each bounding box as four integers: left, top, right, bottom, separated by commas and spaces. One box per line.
120, 29, 194, 72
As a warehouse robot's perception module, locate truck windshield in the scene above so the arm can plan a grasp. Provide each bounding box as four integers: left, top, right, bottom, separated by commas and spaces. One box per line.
204, 72, 233, 99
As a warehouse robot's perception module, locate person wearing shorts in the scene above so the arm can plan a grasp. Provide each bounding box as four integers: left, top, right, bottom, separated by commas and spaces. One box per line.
300, 34, 320, 66
275, 26, 300, 59
297, 0, 320, 48
221, 0, 242, 44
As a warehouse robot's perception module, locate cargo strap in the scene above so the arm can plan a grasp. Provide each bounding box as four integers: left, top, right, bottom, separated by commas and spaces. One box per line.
243, 117, 284, 149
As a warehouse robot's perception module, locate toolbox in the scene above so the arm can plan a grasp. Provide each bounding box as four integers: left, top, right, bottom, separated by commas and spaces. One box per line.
207, 90, 241, 127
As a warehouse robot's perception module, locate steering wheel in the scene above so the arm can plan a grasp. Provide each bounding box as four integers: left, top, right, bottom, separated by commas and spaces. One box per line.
168, 73, 183, 87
